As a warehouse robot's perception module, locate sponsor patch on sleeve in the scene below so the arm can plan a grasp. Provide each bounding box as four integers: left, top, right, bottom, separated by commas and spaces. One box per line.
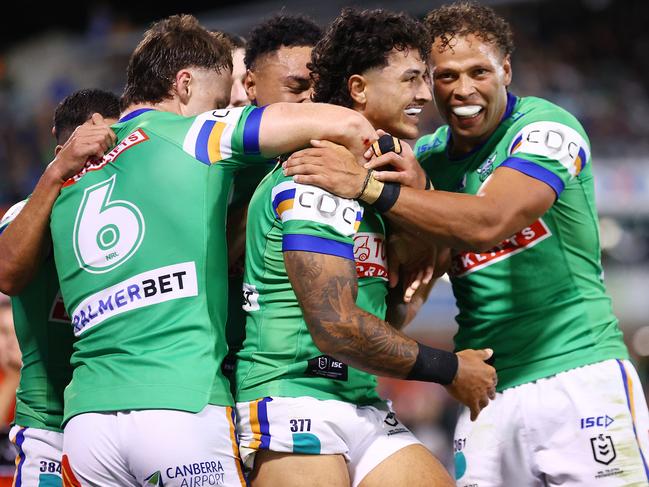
508, 121, 590, 178
271, 181, 363, 237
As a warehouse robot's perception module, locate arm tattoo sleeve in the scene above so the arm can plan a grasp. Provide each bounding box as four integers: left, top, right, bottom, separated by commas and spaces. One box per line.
285, 250, 418, 378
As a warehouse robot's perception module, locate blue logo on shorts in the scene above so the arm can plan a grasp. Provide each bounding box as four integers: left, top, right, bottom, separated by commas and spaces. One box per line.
454, 451, 467, 479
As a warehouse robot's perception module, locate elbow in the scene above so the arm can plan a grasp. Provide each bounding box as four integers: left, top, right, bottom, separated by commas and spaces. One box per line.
0, 276, 22, 296
339, 110, 374, 144
0, 263, 27, 296
466, 229, 502, 253
303, 313, 343, 357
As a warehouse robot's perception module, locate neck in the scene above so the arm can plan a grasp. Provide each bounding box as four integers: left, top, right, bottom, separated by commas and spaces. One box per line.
121, 99, 181, 120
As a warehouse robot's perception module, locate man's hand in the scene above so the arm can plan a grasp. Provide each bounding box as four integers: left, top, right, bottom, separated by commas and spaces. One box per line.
283, 140, 367, 198
444, 348, 497, 421
47, 113, 116, 184
363, 139, 428, 190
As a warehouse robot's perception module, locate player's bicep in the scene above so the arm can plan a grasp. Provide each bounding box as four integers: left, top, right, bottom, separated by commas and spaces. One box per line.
480, 166, 556, 234
284, 250, 358, 339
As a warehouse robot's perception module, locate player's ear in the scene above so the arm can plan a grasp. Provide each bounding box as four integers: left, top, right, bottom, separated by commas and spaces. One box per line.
244, 70, 256, 103
502, 54, 512, 87
174, 69, 192, 104
348, 74, 367, 108
54, 144, 63, 156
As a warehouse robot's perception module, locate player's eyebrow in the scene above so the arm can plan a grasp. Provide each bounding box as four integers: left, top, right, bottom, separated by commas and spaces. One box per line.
402, 68, 423, 78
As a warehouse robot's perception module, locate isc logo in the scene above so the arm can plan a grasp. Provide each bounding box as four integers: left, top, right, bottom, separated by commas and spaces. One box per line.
580, 415, 614, 429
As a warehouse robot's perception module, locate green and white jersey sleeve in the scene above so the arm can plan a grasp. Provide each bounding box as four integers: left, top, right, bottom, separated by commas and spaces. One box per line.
236, 168, 382, 405
1, 200, 74, 432
498, 98, 591, 198
180, 105, 267, 168
271, 178, 362, 259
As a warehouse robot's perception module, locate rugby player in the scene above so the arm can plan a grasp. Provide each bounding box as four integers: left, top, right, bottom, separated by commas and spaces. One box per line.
224, 32, 248, 109
283, 2, 649, 485
236, 9, 495, 487
0, 89, 119, 487
47, 14, 378, 487
243, 14, 321, 105
224, 14, 323, 383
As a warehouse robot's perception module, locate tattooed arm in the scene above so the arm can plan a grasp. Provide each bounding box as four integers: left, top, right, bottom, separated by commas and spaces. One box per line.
284, 250, 418, 377
285, 249, 498, 420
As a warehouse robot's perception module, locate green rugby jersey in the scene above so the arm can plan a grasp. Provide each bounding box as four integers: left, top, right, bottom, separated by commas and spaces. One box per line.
415, 94, 628, 391
235, 165, 387, 404
49, 106, 267, 421
0, 201, 73, 432
225, 162, 275, 367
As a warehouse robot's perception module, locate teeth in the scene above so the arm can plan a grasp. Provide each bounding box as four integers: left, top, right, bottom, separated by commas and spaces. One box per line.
452, 105, 482, 117
404, 107, 422, 116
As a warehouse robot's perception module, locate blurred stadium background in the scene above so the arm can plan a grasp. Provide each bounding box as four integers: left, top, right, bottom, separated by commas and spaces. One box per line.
0, 0, 647, 479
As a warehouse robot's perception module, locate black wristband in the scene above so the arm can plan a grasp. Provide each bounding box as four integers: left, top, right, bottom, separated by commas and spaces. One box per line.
406, 343, 458, 385
372, 181, 400, 213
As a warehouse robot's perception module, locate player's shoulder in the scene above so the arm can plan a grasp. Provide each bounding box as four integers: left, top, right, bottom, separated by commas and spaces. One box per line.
508, 96, 589, 141
270, 174, 362, 234
0, 198, 29, 233
414, 126, 450, 162
505, 96, 591, 172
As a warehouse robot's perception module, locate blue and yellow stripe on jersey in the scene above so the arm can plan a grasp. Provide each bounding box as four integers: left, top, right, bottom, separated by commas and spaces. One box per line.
183, 106, 266, 165
574, 146, 587, 176
510, 134, 523, 154
354, 211, 363, 232
272, 188, 296, 219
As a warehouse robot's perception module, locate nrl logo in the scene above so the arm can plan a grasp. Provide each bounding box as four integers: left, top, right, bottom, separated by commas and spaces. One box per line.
590, 434, 616, 465
477, 153, 497, 181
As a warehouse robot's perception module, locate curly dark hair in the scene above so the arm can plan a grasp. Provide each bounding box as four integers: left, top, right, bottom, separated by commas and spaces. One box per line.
53, 89, 120, 144
121, 14, 233, 110
425, 2, 514, 57
310, 8, 430, 108
244, 14, 322, 70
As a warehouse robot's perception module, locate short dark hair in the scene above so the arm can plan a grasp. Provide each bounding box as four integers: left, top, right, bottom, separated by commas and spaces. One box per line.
244, 14, 322, 70
53, 89, 120, 144
425, 2, 514, 58
121, 14, 233, 110
310, 8, 430, 107
221, 31, 246, 49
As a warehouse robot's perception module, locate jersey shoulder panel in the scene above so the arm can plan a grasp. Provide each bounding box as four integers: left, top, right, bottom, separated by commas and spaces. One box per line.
181, 105, 266, 166
500, 97, 591, 194
271, 176, 362, 238
271, 175, 362, 260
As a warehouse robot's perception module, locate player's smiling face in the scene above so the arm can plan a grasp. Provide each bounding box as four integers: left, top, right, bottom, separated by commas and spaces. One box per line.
358, 48, 432, 140
431, 34, 511, 155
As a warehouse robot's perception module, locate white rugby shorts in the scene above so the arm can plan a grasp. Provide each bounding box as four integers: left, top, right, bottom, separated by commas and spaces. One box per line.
63, 405, 246, 487
9, 425, 63, 487
236, 396, 421, 487
453, 359, 649, 486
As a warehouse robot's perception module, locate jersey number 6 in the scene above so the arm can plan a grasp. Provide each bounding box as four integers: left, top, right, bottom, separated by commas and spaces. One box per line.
73, 175, 145, 274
